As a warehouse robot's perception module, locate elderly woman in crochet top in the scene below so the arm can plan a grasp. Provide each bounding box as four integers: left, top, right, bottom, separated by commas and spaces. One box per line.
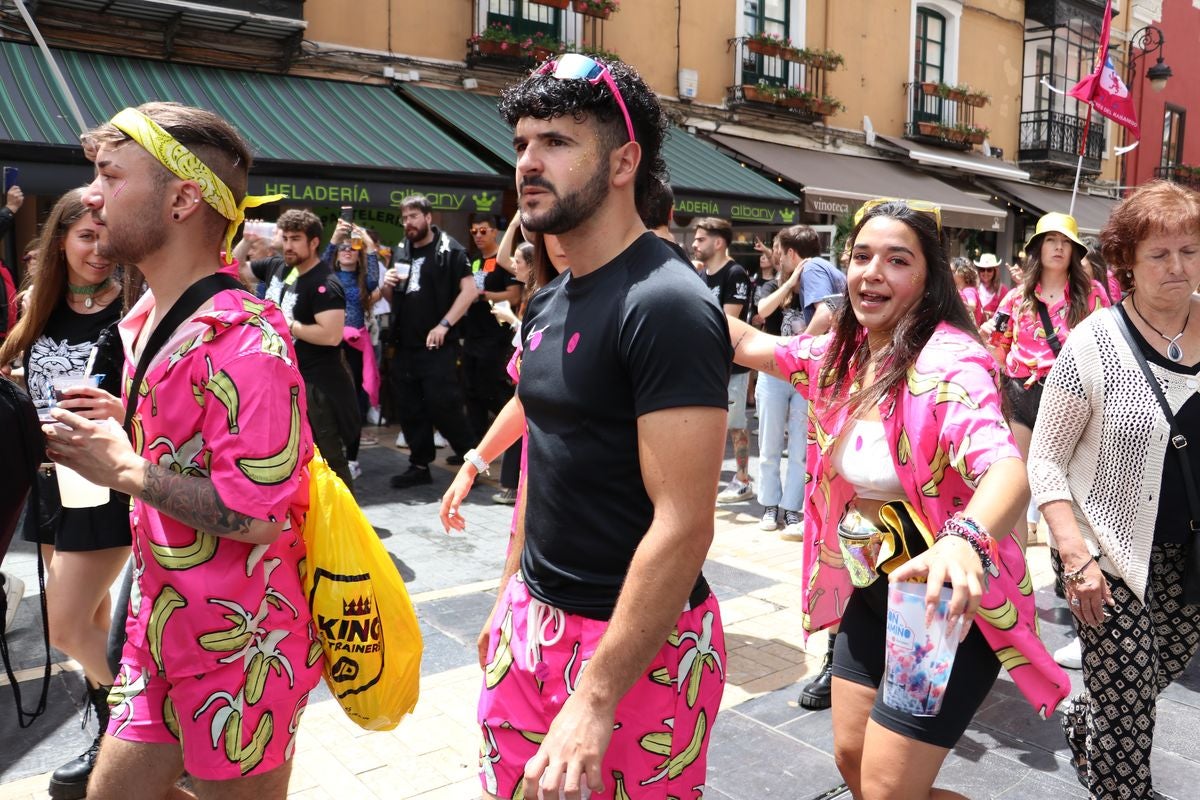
1029, 180, 1200, 799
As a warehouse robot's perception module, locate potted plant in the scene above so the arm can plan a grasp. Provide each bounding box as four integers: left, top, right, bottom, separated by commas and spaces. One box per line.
962, 124, 989, 145
921, 81, 968, 103
965, 89, 990, 108
776, 87, 813, 109
916, 120, 942, 138
531, 0, 570, 9
742, 80, 779, 104
573, 0, 618, 19
468, 23, 524, 58
808, 94, 845, 116
746, 31, 791, 59
526, 31, 563, 62
796, 48, 844, 70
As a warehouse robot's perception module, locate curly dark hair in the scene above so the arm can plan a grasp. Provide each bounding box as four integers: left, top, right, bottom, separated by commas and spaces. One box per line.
498, 57, 669, 201
824, 201, 981, 419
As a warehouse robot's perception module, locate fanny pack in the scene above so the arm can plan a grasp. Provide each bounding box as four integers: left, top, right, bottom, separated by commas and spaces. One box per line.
837, 501, 934, 588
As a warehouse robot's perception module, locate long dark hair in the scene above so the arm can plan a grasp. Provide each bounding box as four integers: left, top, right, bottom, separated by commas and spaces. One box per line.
334, 245, 372, 323
1021, 235, 1091, 328
823, 201, 980, 419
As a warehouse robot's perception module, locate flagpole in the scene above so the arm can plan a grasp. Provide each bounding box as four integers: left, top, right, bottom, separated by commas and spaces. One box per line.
1069, 103, 1094, 218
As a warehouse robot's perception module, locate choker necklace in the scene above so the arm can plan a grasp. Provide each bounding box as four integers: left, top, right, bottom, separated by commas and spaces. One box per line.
1131, 295, 1190, 362
67, 280, 108, 309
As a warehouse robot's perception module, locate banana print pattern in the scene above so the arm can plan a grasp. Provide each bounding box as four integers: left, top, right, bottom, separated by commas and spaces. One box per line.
115, 287, 321, 778
775, 324, 1071, 717
478, 578, 723, 797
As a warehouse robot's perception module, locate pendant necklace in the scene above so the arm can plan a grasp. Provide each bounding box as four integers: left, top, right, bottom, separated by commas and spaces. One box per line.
1131, 295, 1190, 363
67, 281, 106, 309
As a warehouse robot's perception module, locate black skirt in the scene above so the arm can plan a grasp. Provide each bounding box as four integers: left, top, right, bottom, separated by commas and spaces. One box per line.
23, 469, 132, 552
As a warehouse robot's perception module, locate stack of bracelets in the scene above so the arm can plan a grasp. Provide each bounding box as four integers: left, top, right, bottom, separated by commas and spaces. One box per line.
936, 512, 997, 573
1061, 556, 1095, 586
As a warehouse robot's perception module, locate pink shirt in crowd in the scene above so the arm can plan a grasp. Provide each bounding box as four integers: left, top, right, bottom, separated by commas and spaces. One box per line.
995, 280, 1109, 384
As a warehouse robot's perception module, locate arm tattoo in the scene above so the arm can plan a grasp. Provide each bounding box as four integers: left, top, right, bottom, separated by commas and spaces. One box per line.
140, 463, 254, 537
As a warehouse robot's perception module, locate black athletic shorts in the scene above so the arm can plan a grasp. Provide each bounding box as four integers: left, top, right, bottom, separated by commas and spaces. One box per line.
831, 578, 1001, 749
24, 469, 132, 552
1004, 377, 1044, 430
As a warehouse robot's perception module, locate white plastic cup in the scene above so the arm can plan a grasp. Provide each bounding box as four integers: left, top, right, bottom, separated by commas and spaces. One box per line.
48, 374, 100, 417
392, 260, 411, 281
55, 463, 110, 508
882, 582, 963, 717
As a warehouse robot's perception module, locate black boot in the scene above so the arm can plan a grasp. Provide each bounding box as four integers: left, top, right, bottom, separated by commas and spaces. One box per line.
799, 634, 835, 710
48, 683, 110, 800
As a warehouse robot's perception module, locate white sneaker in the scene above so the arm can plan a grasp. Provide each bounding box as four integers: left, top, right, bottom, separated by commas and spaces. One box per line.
433, 431, 449, 449
395, 431, 408, 448
1054, 637, 1082, 670
759, 506, 781, 530
2, 571, 24, 632
366, 406, 382, 426
716, 477, 754, 505
780, 509, 804, 541
348, 461, 363, 480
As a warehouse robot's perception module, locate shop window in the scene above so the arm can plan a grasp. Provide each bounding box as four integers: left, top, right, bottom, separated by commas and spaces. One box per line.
742, 0, 791, 87
1161, 106, 1185, 169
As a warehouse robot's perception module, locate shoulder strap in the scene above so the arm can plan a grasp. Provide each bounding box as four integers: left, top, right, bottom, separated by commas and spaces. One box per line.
1111, 306, 1200, 533
1036, 299, 1063, 355
123, 273, 242, 435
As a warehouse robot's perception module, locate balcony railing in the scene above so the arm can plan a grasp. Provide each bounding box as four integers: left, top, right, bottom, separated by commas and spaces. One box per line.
1155, 164, 1200, 190
725, 37, 840, 123
905, 83, 987, 150
1019, 110, 1104, 174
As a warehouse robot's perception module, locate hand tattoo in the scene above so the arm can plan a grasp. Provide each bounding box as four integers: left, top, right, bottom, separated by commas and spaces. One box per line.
140, 463, 254, 537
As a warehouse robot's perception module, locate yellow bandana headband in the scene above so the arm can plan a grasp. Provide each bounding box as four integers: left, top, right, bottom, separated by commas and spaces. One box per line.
109, 107, 284, 264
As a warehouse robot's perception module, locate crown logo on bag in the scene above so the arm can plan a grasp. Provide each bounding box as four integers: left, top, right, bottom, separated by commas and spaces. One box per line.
342, 597, 372, 617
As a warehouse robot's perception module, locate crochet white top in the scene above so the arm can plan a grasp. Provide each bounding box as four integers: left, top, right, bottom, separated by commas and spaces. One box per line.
1028, 305, 1198, 603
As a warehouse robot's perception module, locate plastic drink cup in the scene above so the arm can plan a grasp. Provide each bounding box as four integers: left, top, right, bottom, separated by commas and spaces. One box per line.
56, 463, 109, 508
882, 582, 963, 717
492, 300, 512, 316
392, 259, 411, 282
47, 374, 100, 419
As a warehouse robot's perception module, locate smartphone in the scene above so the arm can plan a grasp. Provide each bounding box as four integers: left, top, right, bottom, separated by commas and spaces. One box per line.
340, 205, 354, 222
2, 166, 18, 193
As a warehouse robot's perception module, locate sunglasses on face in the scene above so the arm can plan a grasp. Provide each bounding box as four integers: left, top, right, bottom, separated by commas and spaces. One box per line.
854, 197, 943, 234
471, 228, 493, 237
534, 53, 636, 144
337, 244, 354, 252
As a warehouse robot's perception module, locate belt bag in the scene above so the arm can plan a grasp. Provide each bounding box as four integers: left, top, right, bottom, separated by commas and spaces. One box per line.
837, 501, 934, 588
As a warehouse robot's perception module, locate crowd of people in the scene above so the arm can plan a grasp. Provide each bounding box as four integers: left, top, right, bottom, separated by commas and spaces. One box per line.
0, 50, 1198, 800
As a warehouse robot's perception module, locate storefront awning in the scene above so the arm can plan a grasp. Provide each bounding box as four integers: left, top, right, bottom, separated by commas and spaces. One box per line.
708, 134, 1007, 232
402, 84, 801, 225
877, 135, 1030, 182
981, 178, 1118, 235
0, 41, 501, 187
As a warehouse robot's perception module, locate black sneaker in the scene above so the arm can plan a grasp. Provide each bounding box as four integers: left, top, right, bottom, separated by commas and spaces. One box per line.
445, 454, 465, 466
390, 465, 431, 488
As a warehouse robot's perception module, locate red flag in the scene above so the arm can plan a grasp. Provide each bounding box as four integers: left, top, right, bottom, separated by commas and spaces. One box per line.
1068, 0, 1140, 139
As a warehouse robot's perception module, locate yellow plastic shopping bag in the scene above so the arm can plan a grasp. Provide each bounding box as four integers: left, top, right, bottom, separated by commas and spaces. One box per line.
301, 449, 422, 730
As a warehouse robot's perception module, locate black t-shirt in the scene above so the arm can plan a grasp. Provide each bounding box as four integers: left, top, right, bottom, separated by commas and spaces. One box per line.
464, 255, 522, 347
24, 300, 123, 417
395, 238, 471, 349
705, 260, 751, 375
517, 233, 732, 619
252, 256, 347, 386
755, 278, 784, 336
1118, 305, 1200, 546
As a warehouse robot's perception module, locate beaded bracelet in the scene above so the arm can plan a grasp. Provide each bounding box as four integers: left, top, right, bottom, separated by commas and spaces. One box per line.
936, 513, 997, 573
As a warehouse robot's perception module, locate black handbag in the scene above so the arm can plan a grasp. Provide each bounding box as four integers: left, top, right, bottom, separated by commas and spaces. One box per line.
1111, 306, 1200, 604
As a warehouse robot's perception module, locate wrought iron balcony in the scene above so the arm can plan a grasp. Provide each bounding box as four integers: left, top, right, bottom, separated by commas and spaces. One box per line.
1019, 110, 1104, 175
905, 83, 989, 151
725, 37, 842, 123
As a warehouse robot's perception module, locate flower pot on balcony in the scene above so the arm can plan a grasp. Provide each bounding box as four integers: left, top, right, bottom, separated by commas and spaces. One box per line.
532, 0, 571, 8
965, 93, 989, 108
477, 40, 522, 58
746, 40, 784, 59
916, 121, 942, 137
573, 1, 612, 18
741, 85, 776, 104
529, 46, 556, 62
776, 95, 811, 109
964, 130, 986, 145
808, 99, 839, 116
920, 82, 968, 103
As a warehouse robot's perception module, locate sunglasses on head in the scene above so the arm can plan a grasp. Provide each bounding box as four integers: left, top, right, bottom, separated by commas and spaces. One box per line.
534, 53, 636, 144
854, 197, 943, 234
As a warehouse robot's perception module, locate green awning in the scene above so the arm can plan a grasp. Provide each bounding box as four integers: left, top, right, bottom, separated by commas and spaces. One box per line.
0, 41, 499, 183
402, 84, 800, 224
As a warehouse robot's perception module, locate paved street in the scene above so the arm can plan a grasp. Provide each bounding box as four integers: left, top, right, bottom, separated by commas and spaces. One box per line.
3, 429, 1200, 799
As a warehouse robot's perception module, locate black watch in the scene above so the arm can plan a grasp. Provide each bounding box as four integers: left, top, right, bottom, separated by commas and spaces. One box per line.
438, 318, 451, 328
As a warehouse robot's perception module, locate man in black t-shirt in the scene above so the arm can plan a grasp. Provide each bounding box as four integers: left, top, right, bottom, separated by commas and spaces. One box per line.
380, 194, 477, 488
464, 216, 522, 440
693, 216, 755, 505
248, 209, 359, 487
475, 57, 731, 797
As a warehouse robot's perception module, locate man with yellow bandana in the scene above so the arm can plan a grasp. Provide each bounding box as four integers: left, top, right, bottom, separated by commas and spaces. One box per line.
44, 101, 321, 799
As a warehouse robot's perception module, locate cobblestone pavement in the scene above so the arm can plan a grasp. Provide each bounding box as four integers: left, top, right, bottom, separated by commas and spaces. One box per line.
2, 427, 1198, 798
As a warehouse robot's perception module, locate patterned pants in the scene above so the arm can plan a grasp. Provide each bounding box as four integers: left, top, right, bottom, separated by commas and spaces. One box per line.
1056, 544, 1200, 799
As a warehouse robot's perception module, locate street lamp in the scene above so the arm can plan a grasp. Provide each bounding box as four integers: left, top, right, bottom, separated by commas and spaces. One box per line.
1127, 25, 1172, 92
